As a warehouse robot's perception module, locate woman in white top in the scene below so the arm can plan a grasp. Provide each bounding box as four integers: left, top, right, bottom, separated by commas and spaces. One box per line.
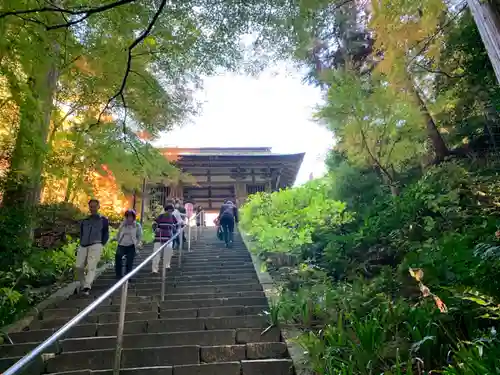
172, 201, 185, 250
115, 209, 143, 280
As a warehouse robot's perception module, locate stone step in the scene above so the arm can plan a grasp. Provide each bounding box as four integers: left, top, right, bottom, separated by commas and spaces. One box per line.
37, 311, 159, 325
34, 304, 267, 328
47, 345, 200, 372
89, 283, 262, 296
153, 291, 266, 301
124, 280, 261, 291
44, 347, 292, 374
160, 305, 268, 319
12, 315, 270, 348
95, 268, 259, 281
102, 266, 256, 278
47, 359, 294, 375
59, 327, 280, 352
138, 279, 260, 289
171, 254, 250, 260
169, 267, 257, 274
30, 314, 267, 334
139, 284, 263, 295
158, 296, 269, 310
167, 258, 253, 264
0, 356, 44, 374
94, 296, 268, 313
1, 236, 294, 375
45, 291, 267, 311
92, 274, 259, 286
0, 342, 43, 359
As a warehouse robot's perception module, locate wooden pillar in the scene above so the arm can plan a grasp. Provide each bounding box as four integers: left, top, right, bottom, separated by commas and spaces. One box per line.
468, 0, 500, 84
234, 182, 248, 206
265, 181, 272, 192
139, 178, 146, 225
265, 166, 272, 192
207, 168, 212, 209
275, 169, 282, 191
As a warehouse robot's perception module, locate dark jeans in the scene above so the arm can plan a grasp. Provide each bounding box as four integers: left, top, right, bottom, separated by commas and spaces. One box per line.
115, 245, 136, 279
173, 227, 186, 249
220, 217, 234, 246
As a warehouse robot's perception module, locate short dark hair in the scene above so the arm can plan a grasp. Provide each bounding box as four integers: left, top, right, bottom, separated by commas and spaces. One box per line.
164, 204, 174, 211
88, 199, 100, 205
125, 209, 136, 219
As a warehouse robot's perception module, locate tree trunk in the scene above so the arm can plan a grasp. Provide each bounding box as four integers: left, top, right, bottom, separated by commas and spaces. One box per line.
406, 81, 449, 161
3, 57, 58, 209
64, 174, 74, 202
2, 35, 60, 245
468, 0, 500, 84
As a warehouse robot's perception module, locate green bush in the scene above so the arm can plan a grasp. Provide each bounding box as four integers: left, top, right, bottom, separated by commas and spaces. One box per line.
240, 178, 353, 255
0, 228, 118, 328
243, 160, 500, 374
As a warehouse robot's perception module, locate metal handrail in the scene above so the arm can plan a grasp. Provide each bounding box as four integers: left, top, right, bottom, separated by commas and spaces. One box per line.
187, 210, 205, 251
3, 214, 199, 375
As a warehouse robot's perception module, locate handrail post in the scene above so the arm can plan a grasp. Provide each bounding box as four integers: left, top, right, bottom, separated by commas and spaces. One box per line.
113, 280, 129, 375
160, 243, 167, 302
188, 219, 192, 252
179, 227, 183, 268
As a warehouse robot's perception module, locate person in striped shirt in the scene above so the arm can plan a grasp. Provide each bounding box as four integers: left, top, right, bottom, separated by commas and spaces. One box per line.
151, 204, 178, 273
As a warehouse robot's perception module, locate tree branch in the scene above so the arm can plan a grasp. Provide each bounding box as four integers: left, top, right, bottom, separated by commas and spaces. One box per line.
407, 3, 468, 67
130, 69, 163, 94
414, 61, 466, 79
90, 0, 167, 130
1, 0, 137, 29
358, 123, 394, 185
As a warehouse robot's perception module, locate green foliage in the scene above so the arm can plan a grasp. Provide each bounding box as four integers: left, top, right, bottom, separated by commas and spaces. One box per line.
142, 224, 154, 244
433, 11, 500, 150
0, 228, 119, 328
237, 1, 500, 374
242, 159, 500, 373
240, 179, 353, 255
317, 70, 425, 177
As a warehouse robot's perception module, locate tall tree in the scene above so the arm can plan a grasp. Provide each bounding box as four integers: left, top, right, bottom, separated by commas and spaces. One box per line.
369, 0, 451, 160
432, 10, 500, 151
467, 0, 500, 84
0, 0, 300, 243
317, 70, 425, 195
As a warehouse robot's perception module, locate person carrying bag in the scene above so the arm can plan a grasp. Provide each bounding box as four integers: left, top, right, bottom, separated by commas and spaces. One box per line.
216, 200, 238, 248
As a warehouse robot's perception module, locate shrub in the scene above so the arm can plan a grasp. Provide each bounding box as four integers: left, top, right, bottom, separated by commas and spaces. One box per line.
242, 160, 500, 374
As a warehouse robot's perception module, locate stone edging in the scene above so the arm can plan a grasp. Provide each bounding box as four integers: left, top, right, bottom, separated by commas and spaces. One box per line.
2, 262, 112, 336
239, 231, 313, 375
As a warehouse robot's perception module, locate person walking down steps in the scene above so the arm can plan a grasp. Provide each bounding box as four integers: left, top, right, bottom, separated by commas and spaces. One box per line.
114, 209, 143, 281
76, 199, 110, 296
152, 204, 178, 274
217, 199, 239, 248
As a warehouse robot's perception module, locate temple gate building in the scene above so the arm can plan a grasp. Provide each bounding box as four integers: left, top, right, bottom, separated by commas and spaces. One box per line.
145, 147, 304, 214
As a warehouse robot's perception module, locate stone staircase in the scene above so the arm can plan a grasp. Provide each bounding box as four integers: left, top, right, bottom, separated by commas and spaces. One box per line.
0, 229, 293, 375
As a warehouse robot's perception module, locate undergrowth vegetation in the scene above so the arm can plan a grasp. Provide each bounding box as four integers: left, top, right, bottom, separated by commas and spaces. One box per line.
241, 160, 500, 374
0, 203, 154, 328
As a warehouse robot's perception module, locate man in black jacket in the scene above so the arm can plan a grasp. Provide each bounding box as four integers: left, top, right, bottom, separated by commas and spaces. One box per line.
217, 200, 238, 248
76, 199, 109, 296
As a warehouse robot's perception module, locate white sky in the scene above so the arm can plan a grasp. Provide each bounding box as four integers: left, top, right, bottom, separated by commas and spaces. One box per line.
155, 65, 333, 185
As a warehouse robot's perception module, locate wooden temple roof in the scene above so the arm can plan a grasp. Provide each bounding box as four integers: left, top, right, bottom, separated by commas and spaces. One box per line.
159, 147, 305, 188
